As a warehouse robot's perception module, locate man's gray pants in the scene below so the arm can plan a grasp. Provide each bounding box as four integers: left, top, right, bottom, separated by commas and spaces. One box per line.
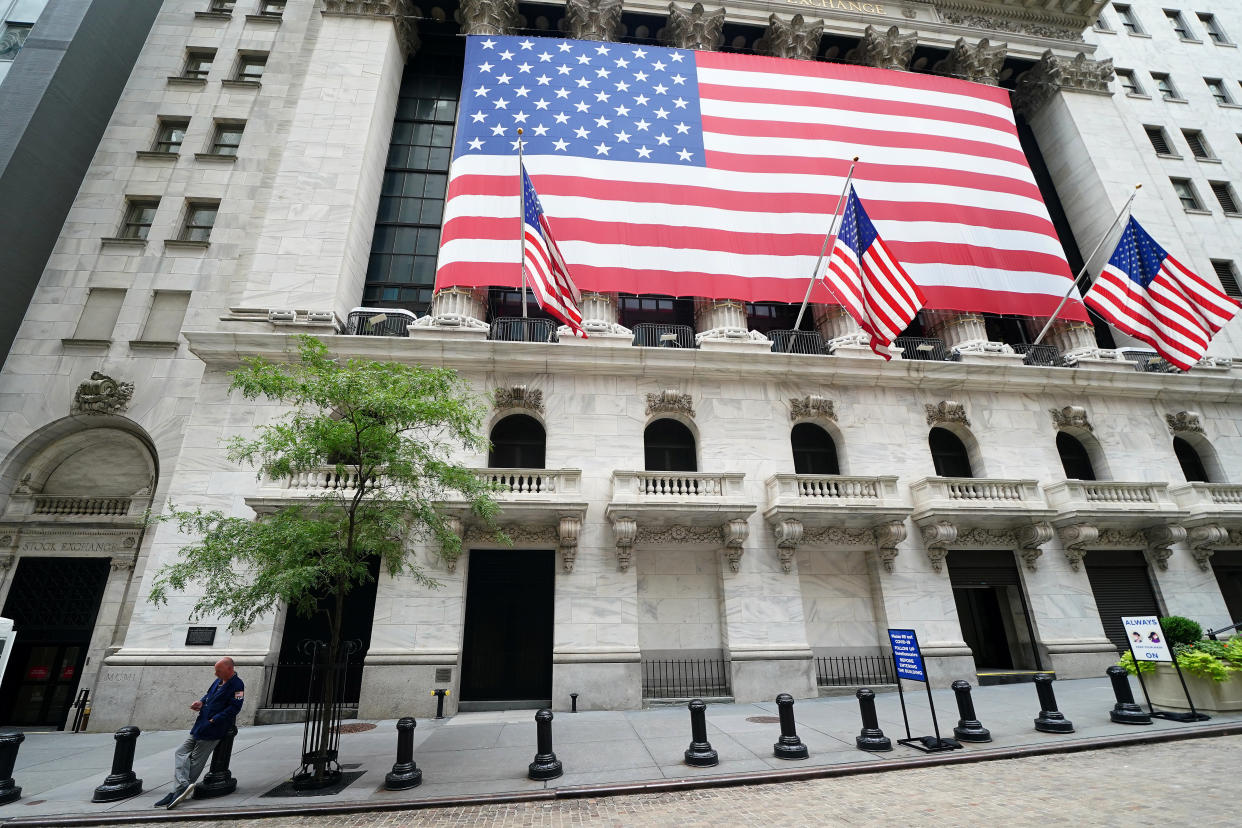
173, 737, 219, 787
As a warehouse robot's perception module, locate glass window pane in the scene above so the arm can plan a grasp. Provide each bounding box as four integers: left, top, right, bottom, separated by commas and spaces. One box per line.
419, 200, 443, 223
398, 198, 422, 223
377, 196, 400, 222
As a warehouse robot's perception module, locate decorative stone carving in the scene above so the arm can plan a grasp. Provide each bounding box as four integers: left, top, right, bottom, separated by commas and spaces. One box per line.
925, 400, 969, 427
564, 0, 622, 42
772, 518, 803, 573
457, 0, 517, 36
1058, 523, 1098, 571
465, 524, 558, 545
1188, 524, 1228, 571
1050, 405, 1092, 432
323, 0, 419, 55
1166, 411, 1204, 434
441, 516, 464, 573
612, 516, 637, 572
558, 516, 582, 573
803, 526, 875, 546
0, 552, 14, 572
645, 390, 694, 418
72, 372, 134, 415
756, 14, 823, 61
847, 25, 917, 71
955, 527, 1017, 547
1012, 50, 1114, 117
1143, 525, 1185, 571
936, 11, 1083, 42
1097, 528, 1145, 548
494, 385, 544, 414
920, 520, 956, 572
665, 2, 725, 51
873, 520, 906, 574
637, 525, 719, 545
1017, 522, 1054, 572
722, 518, 749, 573
933, 37, 1006, 85
789, 396, 836, 422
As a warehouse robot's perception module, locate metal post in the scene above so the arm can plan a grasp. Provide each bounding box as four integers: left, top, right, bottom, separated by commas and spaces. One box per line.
854, 688, 892, 751
194, 726, 239, 799
0, 728, 24, 805
528, 709, 563, 780
950, 680, 990, 742
773, 693, 809, 760
570, 692, 578, 713
1033, 674, 1074, 733
384, 718, 422, 790
70, 689, 89, 733
91, 726, 143, 802
433, 688, 447, 720
1106, 666, 1152, 725
683, 699, 719, 767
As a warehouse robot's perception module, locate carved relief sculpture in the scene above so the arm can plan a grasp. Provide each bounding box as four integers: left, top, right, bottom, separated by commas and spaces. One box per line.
847, 25, 917, 71
933, 37, 1006, 85
1189, 524, 1227, 571
612, 516, 637, 572
873, 520, 906, 573
558, 516, 582, 573
457, 0, 517, 35
1143, 525, 1185, 571
665, 2, 725, 52
1050, 405, 1092, 432
1017, 522, 1054, 571
935, 11, 1083, 43
564, 0, 623, 42
756, 14, 823, 61
920, 520, 956, 572
645, 389, 694, 417
1166, 411, 1204, 434
441, 516, 464, 573
494, 385, 545, 414
789, 395, 836, 422
722, 518, 749, 573
772, 518, 803, 573
925, 400, 969, 427
1057, 523, 1098, 571
72, 372, 135, 415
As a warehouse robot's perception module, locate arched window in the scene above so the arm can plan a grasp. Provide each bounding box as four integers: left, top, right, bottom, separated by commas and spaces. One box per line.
791, 423, 840, 475
929, 427, 973, 478
644, 419, 697, 472
488, 414, 545, 469
1056, 432, 1096, 480
1173, 436, 1210, 483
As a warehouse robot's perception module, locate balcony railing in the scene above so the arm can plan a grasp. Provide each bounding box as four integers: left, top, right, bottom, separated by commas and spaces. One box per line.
766, 474, 897, 503
272, 467, 579, 500
1043, 480, 1182, 520
893, 336, 951, 361
768, 329, 827, 355
345, 307, 417, 337
488, 317, 559, 343
1119, 349, 1178, 373
613, 471, 745, 499
632, 322, 696, 349
764, 474, 909, 529
910, 476, 1050, 525
1013, 343, 1064, 367
1172, 482, 1242, 507
31, 496, 133, 516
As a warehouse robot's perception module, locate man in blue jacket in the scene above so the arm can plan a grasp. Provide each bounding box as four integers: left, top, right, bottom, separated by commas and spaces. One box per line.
156, 657, 245, 809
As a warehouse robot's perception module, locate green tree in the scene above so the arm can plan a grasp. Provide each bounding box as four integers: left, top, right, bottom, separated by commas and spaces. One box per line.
150, 335, 501, 784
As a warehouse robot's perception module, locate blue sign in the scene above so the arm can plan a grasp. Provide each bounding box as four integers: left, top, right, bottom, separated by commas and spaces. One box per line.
888, 628, 926, 682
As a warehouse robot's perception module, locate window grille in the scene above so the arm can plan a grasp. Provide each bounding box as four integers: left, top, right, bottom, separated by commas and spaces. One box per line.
1182, 129, 1211, 158
1211, 260, 1241, 298
1144, 125, 1173, 155
1209, 181, 1239, 214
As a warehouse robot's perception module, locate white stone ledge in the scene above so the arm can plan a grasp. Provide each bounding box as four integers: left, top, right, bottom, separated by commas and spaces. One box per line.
553, 648, 642, 664
726, 646, 814, 661
103, 650, 269, 666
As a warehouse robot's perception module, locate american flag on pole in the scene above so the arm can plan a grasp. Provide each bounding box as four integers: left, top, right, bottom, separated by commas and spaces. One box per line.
822, 186, 926, 359
521, 162, 586, 337
1084, 217, 1238, 370
437, 35, 1084, 320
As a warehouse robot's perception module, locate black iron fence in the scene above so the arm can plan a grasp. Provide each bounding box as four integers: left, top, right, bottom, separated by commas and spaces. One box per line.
1120, 349, 1178, 373
641, 658, 730, 698
346, 308, 416, 337
892, 336, 950, 361
488, 317, 559, 343
263, 660, 365, 708
815, 655, 897, 687
1013, 342, 1064, 367
632, 322, 696, 349
768, 329, 827, 355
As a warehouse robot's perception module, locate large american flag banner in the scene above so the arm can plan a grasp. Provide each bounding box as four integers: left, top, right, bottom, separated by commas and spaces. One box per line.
436, 35, 1086, 320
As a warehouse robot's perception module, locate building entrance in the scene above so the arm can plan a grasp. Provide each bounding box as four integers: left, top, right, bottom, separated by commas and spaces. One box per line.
1211, 551, 1242, 626
0, 557, 111, 728
1084, 550, 1162, 651
948, 550, 1041, 672
459, 549, 554, 707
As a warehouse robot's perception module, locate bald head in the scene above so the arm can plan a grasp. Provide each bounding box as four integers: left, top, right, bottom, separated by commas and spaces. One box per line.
214, 657, 236, 681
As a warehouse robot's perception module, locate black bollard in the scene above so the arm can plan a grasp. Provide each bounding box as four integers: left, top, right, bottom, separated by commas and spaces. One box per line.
772, 694, 809, 760
0, 728, 24, 805
1107, 666, 1152, 725
950, 680, 991, 742
384, 717, 423, 790
528, 709, 563, 780
193, 726, 238, 799
854, 688, 892, 751
684, 699, 719, 767
1033, 674, 1074, 733
570, 692, 579, 713
433, 689, 447, 719
91, 726, 143, 802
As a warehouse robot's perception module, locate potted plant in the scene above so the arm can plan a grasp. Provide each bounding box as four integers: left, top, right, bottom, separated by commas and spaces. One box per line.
1118, 616, 1242, 713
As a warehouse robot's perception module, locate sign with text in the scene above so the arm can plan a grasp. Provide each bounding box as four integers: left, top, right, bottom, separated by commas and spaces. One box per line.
1123, 616, 1172, 662
888, 628, 926, 682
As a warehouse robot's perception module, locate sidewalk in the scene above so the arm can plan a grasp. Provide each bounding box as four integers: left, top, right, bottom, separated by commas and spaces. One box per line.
2, 677, 1239, 825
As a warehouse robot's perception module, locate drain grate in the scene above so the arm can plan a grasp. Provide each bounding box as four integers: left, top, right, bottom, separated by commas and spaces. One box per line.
746, 716, 780, 724
333, 722, 377, 734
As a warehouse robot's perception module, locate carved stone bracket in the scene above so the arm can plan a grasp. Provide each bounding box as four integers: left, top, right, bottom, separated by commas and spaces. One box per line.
72, 372, 134, 415
646, 390, 694, 418
789, 396, 836, 422
558, 516, 582, 574
441, 516, 465, 573
494, 385, 544, 414
722, 518, 749, 573
920, 520, 957, 573
1057, 523, 1098, 571
1166, 411, 1204, 434
933, 37, 1006, 85
1013, 50, 1114, 118
612, 516, 637, 572
1144, 526, 1186, 571
564, 0, 622, 42
1050, 405, 1092, 432
925, 400, 969, 427
772, 518, 804, 573
873, 520, 906, 574
323, 0, 419, 56
1189, 524, 1228, 571
0, 552, 14, 572
1017, 522, 1054, 571
756, 14, 823, 61
847, 25, 917, 71
665, 2, 725, 51
457, 0, 517, 35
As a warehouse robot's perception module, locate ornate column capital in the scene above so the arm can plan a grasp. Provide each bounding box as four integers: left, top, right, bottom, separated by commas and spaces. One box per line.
457, 0, 518, 36
933, 37, 1006, 86
557, 516, 582, 574
611, 516, 637, 572
722, 518, 749, 573
1013, 50, 1114, 118
1189, 524, 1228, 571
564, 0, 622, 42
1143, 525, 1186, 571
1017, 522, 1054, 571
847, 25, 917, 72
873, 520, 907, 574
665, 2, 725, 52
772, 518, 803, 573
1057, 523, 1098, 571
757, 14, 823, 61
920, 520, 956, 573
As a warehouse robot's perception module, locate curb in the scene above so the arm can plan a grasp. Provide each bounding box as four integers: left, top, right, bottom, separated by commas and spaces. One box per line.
6, 721, 1242, 826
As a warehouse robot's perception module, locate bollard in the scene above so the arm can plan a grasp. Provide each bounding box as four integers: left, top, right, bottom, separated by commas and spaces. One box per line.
193, 726, 239, 799
950, 680, 991, 742
570, 692, 579, 713
384, 717, 423, 790
683, 699, 719, 767
854, 688, 892, 751
528, 709, 563, 780
1107, 666, 1152, 725
1033, 674, 1074, 733
81, 700, 92, 731
91, 726, 143, 802
772, 694, 809, 760
432, 688, 447, 719
0, 728, 24, 805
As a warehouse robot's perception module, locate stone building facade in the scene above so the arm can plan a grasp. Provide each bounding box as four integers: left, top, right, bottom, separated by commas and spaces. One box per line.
0, 0, 1240, 730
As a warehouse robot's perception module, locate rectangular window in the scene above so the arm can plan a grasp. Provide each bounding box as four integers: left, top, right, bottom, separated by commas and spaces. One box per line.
139, 291, 191, 343
1171, 177, 1204, 210
209, 121, 244, 156
1094, 13, 1113, 32
1212, 260, 1242, 298
1209, 181, 1240, 213
1115, 4, 1143, 34
72, 288, 126, 341
182, 49, 215, 80
208, 0, 235, 12
180, 201, 218, 242
1206, 77, 1232, 104
1144, 125, 1174, 155
0, 22, 33, 61
258, 0, 286, 15
235, 54, 267, 82
1116, 69, 1143, 95
120, 198, 159, 240
1198, 13, 1229, 44
1182, 129, 1213, 158
1164, 9, 1195, 39
152, 118, 189, 154
1152, 72, 1180, 99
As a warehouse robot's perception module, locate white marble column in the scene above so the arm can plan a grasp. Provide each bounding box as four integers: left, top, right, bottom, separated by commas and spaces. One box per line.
924, 310, 1015, 362
416, 286, 489, 335
693, 299, 769, 350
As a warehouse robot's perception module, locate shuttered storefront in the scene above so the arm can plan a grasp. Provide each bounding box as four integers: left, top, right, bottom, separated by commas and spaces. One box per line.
1085, 550, 1162, 651
948, 550, 1022, 589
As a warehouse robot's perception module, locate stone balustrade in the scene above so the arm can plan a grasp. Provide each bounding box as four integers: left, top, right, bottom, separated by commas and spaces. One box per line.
910, 476, 1052, 527
1043, 480, 1173, 509
274, 466, 580, 501
766, 474, 896, 503
607, 470, 754, 530
31, 496, 134, 517
614, 470, 744, 499
1170, 482, 1242, 508
763, 473, 909, 534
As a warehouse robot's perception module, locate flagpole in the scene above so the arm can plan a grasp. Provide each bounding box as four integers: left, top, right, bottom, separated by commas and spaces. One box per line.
1032, 184, 1141, 346
517, 127, 528, 319
793, 156, 859, 332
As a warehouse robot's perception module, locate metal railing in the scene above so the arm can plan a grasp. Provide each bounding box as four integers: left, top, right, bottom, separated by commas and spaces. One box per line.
1120, 349, 1178, 373
1013, 343, 1064, 367
641, 658, 730, 698
488, 317, 559, 343
345, 308, 417, 337
815, 655, 897, 687
632, 322, 696, 349
893, 336, 950, 361
768, 329, 826, 355
263, 659, 365, 708
32, 496, 132, 516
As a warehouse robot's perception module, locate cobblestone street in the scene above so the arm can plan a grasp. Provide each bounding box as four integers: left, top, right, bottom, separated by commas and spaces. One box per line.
167, 734, 1239, 827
